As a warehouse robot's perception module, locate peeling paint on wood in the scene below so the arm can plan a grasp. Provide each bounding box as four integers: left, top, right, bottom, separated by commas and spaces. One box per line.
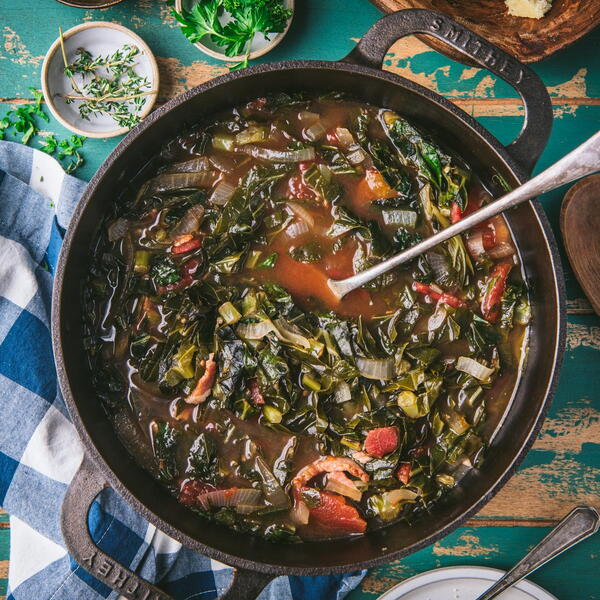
432, 533, 499, 557
566, 322, 600, 351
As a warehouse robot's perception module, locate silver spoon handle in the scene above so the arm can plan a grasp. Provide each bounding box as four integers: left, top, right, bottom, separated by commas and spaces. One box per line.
475, 506, 600, 600
329, 130, 600, 299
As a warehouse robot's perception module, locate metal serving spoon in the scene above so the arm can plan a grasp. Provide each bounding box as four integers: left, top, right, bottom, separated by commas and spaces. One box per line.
474, 506, 600, 600
328, 131, 600, 300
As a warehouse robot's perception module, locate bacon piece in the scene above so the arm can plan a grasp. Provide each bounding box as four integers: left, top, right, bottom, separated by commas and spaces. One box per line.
292, 456, 369, 493
172, 236, 202, 255
157, 276, 192, 295
364, 426, 399, 458
413, 282, 465, 309
248, 378, 265, 405
305, 489, 367, 536
185, 353, 217, 405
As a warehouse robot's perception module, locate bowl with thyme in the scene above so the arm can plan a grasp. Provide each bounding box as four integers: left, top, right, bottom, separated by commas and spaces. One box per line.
173, 0, 294, 70
41, 22, 159, 139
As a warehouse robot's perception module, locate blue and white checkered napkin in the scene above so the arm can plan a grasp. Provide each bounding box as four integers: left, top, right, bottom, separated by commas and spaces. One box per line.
0, 140, 366, 600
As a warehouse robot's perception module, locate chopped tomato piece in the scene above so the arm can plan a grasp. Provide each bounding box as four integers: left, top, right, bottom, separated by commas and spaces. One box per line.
244, 97, 268, 115
304, 489, 367, 536
450, 202, 463, 223
172, 237, 202, 255
248, 378, 265, 405
362, 167, 397, 200
288, 174, 316, 201
482, 262, 512, 323
364, 426, 399, 458
396, 462, 411, 485
179, 480, 216, 507
413, 282, 465, 308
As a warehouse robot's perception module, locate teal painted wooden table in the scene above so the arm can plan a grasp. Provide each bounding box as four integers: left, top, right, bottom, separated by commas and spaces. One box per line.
1, 1, 599, 598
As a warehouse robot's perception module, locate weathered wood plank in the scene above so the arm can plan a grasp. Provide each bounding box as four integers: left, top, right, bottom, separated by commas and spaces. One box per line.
347, 524, 600, 599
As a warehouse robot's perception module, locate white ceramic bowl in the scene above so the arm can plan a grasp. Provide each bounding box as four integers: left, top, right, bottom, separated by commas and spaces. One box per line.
41, 22, 159, 139
174, 0, 294, 62
377, 566, 559, 600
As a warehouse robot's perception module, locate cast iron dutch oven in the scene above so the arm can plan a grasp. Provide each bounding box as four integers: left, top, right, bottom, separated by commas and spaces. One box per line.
52, 9, 565, 600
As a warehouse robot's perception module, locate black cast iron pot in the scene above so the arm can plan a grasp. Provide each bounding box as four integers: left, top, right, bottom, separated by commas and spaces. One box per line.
52, 9, 565, 600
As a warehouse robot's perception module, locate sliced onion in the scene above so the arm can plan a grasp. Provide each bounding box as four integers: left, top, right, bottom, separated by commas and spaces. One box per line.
346, 147, 366, 165
335, 127, 355, 149
197, 488, 262, 510
428, 303, 448, 330
284, 220, 310, 239
107, 217, 129, 242
165, 157, 211, 173
382, 209, 417, 229
466, 231, 486, 260
334, 381, 352, 404
170, 204, 205, 238
139, 172, 217, 197
286, 202, 315, 227
487, 241, 516, 259
235, 504, 263, 514
209, 154, 243, 173
325, 472, 362, 501
304, 121, 326, 142
298, 110, 319, 124
237, 320, 277, 340
273, 318, 311, 349
356, 357, 395, 381
290, 499, 310, 525
384, 488, 418, 505
209, 180, 236, 206
456, 356, 494, 382
241, 145, 316, 163
426, 250, 452, 285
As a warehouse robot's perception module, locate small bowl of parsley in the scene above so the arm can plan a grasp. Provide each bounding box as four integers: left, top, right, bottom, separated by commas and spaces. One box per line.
173, 0, 294, 70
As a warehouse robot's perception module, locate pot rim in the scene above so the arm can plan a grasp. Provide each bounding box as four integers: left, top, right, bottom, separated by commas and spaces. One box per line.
52, 58, 566, 575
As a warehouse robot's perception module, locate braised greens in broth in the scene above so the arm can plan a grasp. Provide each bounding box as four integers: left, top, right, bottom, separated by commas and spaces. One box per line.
84, 92, 530, 542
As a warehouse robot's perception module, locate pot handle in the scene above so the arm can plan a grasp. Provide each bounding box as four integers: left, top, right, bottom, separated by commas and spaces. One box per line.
343, 9, 552, 175
61, 455, 275, 600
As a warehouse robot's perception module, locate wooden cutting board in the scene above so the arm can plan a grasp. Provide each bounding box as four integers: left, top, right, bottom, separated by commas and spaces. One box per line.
368, 0, 600, 63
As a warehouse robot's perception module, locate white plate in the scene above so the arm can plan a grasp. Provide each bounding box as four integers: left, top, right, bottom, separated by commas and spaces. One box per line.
41, 22, 159, 139
377, 566, 559, 600
174, 0, 294, 62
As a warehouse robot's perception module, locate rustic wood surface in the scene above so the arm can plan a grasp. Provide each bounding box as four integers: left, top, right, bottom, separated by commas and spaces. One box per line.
0, 0, 599, 598
368, 0, 600, 64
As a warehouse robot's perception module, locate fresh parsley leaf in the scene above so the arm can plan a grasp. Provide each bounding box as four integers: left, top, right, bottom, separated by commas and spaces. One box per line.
173, 0, 292, 70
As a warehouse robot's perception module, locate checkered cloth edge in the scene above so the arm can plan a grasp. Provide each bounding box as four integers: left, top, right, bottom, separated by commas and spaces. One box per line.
0, 140, 365, 600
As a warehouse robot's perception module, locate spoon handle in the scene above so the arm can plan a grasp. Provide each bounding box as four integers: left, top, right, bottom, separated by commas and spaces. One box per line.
329, 130, 600, 300
475, 506, 600, 600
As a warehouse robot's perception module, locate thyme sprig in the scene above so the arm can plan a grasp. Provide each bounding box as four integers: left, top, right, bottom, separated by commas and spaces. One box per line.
59, 28, 157, 129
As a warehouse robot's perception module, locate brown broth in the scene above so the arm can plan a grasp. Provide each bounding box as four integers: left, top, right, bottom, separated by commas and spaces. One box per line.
84, 93, 530, 542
